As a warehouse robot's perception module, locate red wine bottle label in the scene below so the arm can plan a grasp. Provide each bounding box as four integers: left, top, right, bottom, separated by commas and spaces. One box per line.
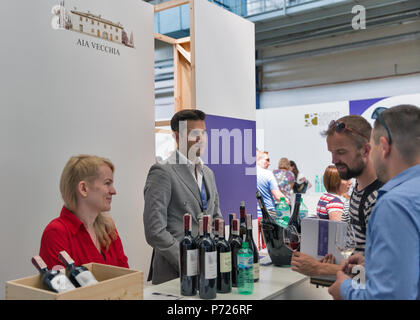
186, 249, 198, 276
75, 270, 99, 287
219, 252, 232, 273
58, 250, 74, 266
31, 256, 48, 271
205, 251, 217, 280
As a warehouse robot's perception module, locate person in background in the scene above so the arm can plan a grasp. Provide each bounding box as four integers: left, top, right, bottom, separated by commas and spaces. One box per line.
143, 109, 222, 285
39, 155, 129, 270
339, 179, 353, 223
272, 158, 295, 204
290, 160, 312, 193
292, 115, 381, 277
329, 104, 420, 300
256, 150, 285, 249
316, 165, 345, 221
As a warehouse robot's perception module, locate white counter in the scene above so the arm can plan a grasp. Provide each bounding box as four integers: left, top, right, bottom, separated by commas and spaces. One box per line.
144, 264, 332, 300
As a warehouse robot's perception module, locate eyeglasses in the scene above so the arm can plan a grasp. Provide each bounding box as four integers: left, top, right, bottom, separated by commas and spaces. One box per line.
371, 107, 392, 145
328, 120, 369, 141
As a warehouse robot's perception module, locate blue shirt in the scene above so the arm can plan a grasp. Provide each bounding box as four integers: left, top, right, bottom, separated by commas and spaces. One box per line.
341, 164, 420, 300
256, 166, 279, 217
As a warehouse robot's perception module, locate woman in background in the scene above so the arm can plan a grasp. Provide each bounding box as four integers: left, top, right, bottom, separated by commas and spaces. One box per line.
316, 165, 345, 221
39, 155, 129, 269
272, 158, 295, 204
290, 160, 312, 193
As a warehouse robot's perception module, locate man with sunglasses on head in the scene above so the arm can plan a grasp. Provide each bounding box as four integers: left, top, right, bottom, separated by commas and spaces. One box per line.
329, 104, 420, 300
291, 115, 383, 277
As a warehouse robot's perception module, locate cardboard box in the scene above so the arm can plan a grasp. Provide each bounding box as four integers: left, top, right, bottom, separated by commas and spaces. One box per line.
5, 263, 143, 300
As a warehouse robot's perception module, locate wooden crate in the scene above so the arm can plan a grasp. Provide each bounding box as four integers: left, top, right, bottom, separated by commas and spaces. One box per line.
6, 263, 143, 300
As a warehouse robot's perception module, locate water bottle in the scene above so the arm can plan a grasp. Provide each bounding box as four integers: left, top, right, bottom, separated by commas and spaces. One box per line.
275, 197, 290, 229
299, 198, 309, 220
237, 242, 253, 295
315, 175, 321, 193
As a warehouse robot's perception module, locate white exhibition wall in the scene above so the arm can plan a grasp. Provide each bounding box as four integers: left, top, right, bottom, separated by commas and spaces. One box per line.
0, 0, 155, 298
194, 0, 256, 122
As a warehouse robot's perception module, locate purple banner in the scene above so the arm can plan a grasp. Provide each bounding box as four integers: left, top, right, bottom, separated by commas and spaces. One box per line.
317, 220, 329, 257
349, 97, 387, 115
203, 114, 257, 223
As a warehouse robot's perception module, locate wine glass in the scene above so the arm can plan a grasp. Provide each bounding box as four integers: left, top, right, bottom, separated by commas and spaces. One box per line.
283, 225, 301, 252
335, 223, 356, 260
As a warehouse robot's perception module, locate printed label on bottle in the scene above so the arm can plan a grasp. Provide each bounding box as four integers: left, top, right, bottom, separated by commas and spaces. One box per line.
74, 270, 98, 287
253, 263, 260, 279
219, 251, 232, 273
238, 255, 253, 269
50, 274, 75, 292
205, 251, 217, 279
187, 249, 198, 276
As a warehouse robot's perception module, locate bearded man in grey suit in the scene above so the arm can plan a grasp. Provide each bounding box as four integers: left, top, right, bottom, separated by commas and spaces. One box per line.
143, 109, 223, 285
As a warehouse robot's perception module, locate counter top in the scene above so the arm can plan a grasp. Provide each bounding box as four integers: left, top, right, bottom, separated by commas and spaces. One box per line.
143, 264, 327, 300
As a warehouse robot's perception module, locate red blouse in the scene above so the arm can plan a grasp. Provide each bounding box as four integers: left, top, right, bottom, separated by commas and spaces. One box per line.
39, 206, 129, 270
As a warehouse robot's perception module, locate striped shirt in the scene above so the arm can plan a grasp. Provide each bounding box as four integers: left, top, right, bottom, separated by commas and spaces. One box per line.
341, 180, 382, 254
316, 193, 344, 219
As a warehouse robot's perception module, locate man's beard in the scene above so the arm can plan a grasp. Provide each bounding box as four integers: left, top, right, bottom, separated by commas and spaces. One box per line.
335, 157, 365, 180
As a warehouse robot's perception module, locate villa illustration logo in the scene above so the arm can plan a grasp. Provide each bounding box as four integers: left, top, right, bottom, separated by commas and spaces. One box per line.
51, 1, 134, 49
304, 111, 341, 127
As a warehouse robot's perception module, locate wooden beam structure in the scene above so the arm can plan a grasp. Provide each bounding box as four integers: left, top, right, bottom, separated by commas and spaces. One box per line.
154, 0, 190, 13
154, 33, 177, 45
154, 0, 196, 124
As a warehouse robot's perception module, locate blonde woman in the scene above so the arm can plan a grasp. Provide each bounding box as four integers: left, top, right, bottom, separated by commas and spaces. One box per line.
39, 155, 128, 269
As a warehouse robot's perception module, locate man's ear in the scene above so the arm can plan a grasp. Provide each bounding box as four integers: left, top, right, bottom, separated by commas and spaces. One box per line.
362, 141, 371, 159
78, 181, 88, 198
173, 131, 179, 145
380, 136, 391, 158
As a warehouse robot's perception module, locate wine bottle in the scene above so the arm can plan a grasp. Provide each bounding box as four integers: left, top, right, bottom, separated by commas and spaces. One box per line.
198, 215, 217, 299
58, 251, 98, 287
289, 193, 302, 234
245, 214, 259, 282
31, 255, 75, 293
179, 213, 198, 296
228, 218, 242, 287
213, 218, 220, 245
239, 201, 247, 240
216, 219, 232, 293
257, 191, 272, 223
227, 213, 236, 243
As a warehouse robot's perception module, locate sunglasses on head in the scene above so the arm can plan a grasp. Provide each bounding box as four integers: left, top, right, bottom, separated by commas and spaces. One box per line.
371, 107, 392, 145
328, 120, 369, 141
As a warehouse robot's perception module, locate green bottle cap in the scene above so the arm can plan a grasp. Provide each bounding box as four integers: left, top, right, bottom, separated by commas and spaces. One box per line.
242, 242, 249, 249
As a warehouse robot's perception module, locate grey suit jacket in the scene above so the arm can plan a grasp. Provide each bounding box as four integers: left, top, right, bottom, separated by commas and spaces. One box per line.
143, 151, 222, 284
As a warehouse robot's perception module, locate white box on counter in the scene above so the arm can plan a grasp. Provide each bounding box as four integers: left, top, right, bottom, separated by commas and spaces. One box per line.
300, 218, 348, 265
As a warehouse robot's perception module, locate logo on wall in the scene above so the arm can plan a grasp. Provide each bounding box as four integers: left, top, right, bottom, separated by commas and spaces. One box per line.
304, 111, 340, 127
304, 113, 319, 127
51, 1, 135, 49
